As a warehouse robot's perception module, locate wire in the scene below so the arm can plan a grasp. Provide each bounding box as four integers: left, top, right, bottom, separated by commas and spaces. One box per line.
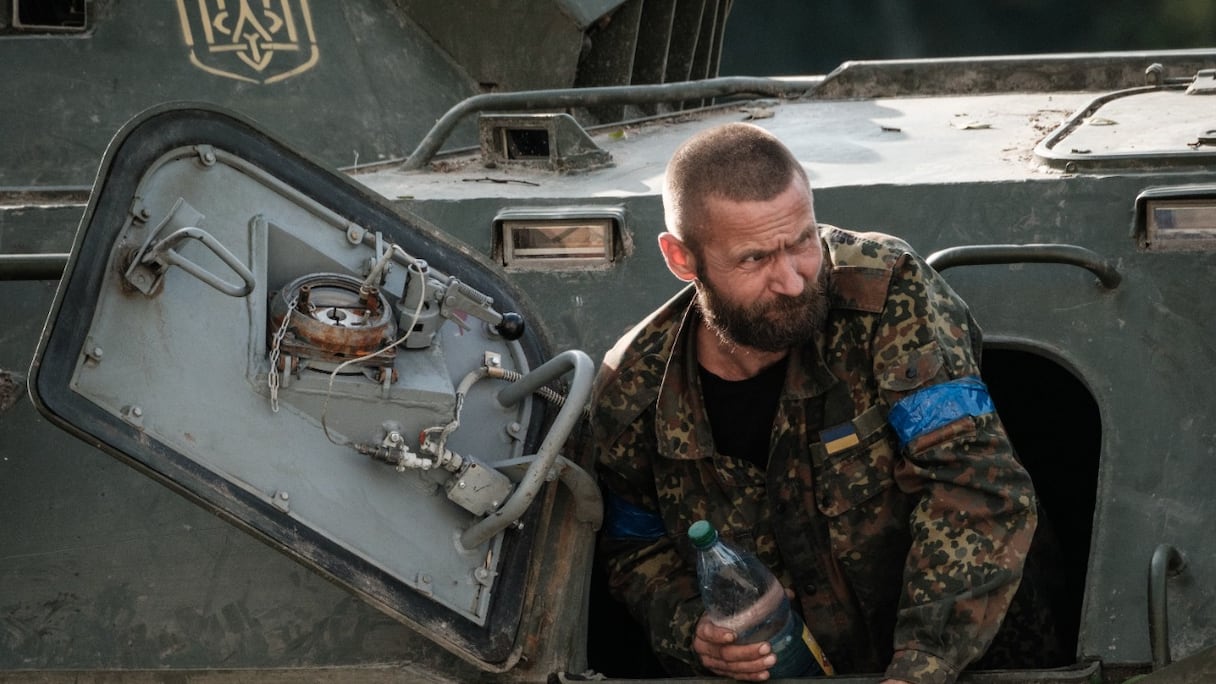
320, 259, 427, 446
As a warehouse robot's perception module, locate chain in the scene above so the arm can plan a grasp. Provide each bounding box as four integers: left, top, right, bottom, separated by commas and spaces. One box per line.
268, 294, 299, 413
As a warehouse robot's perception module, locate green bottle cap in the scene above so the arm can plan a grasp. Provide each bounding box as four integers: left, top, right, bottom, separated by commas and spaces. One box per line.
688, 520, 718, 549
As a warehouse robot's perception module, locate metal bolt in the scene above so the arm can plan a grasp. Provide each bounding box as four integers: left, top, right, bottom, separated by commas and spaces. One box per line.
414, 573, 434, 596
139, 208, 152, 220
458, 481, 466, 488
131, 406, 143, 418
278, 491, 289, 500
92, 347, 103, 359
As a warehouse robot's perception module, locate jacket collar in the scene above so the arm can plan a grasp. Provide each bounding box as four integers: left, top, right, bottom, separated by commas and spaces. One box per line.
653, 294, 840, 461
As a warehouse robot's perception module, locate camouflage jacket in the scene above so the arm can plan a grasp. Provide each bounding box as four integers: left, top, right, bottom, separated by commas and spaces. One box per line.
592, 226, 1038, 684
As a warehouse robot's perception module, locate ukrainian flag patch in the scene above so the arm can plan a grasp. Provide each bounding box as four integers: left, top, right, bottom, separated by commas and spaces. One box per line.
820, 422, 860, 454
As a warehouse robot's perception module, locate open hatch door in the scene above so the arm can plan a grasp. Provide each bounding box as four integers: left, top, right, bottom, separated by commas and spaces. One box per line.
29, 104, 594, 670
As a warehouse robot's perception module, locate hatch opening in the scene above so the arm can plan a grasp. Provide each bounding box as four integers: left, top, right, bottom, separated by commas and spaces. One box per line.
501, 128, 551, 160
12, 0, 87, 32
982, 347, 1098, 664
478, 113, 612, 172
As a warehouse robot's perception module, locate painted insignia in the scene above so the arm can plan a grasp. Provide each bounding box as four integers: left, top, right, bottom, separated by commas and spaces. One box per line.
176, 0, 318, 84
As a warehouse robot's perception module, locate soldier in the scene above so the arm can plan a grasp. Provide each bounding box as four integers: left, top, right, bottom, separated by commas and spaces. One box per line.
592, 123, 1059, 683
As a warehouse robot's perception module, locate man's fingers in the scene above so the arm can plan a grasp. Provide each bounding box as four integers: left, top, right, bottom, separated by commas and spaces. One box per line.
693, 614, 779, 681
697, 639, 770, 663
701, 648, 777, 681
695, 616, 736, 644
703, 647, 775, 671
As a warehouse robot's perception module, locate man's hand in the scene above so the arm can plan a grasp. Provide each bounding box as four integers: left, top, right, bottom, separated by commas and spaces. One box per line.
692, 614, 777, 681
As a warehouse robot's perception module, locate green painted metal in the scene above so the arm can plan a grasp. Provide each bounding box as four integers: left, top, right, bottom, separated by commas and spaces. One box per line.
2, 1, 1216, 682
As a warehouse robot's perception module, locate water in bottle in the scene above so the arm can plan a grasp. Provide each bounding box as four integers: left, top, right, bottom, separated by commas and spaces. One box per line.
688, 519, 834, 677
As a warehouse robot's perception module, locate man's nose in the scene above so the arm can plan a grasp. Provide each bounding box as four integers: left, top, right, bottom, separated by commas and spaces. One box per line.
769, 252, 806, 297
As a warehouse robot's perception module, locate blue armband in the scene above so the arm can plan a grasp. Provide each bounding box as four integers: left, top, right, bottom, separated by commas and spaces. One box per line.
888, 376, 995, 448
602, 491, 667, 541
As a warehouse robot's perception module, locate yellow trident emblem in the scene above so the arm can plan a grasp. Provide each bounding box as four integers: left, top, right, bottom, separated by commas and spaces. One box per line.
176, 0, 319, 84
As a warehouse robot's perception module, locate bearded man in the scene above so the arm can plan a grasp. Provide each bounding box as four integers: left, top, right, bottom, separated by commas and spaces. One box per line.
591, 123, 1059, 683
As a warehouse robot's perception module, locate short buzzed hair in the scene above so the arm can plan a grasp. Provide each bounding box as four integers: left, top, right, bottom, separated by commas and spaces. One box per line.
662, 123, 809, 251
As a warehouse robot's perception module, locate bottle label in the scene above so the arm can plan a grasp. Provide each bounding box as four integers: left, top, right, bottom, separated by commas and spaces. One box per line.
801, 623, 835, 676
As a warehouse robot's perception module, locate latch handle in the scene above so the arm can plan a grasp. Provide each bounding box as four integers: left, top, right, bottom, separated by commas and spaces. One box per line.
143, 226, 255, 298
457, 349, 594, 550
125, 198, 256, 298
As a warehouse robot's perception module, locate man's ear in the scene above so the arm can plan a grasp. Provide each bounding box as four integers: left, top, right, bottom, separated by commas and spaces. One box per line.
658, 232, 697, 282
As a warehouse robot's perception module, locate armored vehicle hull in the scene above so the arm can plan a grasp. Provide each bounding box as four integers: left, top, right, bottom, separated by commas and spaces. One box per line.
2, 2, 1215, 683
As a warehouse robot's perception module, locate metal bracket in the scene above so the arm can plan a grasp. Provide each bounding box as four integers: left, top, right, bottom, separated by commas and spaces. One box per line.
194, 144, 218, 166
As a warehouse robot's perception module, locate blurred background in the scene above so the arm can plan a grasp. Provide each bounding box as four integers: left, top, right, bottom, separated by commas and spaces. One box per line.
720, 0, 1216, 75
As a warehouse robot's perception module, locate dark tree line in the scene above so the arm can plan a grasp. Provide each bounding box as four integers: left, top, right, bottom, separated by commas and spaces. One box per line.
722, 0, 1216, 75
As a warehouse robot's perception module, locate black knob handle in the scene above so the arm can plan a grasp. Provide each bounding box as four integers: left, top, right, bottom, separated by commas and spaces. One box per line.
495, 312, 525, 341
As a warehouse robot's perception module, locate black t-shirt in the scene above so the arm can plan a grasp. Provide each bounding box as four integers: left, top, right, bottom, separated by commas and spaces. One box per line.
698, 356, 789, 470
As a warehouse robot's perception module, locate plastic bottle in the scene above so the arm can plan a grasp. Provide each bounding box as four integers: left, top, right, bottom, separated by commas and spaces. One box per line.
688, 519, 834, 678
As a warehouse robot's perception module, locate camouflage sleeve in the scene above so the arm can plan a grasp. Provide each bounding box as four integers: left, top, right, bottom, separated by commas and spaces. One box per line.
595, 452, 705, 671
871, 252, 1037, 684
593, 380, 704, 673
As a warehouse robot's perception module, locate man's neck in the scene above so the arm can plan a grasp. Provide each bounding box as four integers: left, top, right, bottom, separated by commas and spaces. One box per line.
695, 320, 790, 381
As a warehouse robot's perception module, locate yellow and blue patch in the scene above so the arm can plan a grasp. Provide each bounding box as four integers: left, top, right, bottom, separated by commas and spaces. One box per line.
820, 422, 861, 454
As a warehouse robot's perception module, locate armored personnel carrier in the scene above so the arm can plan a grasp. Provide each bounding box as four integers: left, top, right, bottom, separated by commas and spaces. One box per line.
2, 2, 1214, 683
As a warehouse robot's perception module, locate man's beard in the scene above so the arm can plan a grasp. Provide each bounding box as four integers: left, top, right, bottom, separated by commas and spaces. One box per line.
695, 267, 830, 353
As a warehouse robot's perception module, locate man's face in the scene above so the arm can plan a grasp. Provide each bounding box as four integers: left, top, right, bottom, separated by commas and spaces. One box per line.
692, 179, 828, 352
